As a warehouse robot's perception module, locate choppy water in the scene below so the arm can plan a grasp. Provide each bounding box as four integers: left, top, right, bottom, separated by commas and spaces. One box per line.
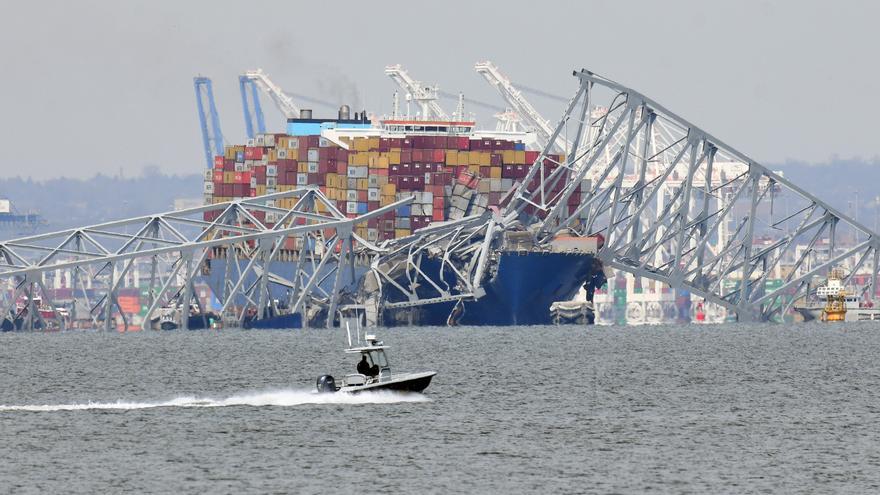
2, 323, 880, 493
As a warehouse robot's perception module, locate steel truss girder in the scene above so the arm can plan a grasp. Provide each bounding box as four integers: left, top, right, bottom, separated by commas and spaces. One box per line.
0, 188, 413, 331
503, 69, 879, 321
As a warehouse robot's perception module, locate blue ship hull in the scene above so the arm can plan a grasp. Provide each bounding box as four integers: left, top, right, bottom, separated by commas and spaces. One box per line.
384, 251, 602, 326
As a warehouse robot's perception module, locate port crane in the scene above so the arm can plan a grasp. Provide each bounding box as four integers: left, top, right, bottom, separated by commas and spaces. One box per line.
474, 61, 568, 153
239, 69, 300, 130
384, 65, 449, 120
239, 74, 267, 139
193, 77, 224, 169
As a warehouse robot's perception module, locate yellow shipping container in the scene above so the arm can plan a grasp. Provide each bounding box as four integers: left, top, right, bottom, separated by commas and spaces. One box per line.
353, 138, 370, 152
389, 151, 401, 164
381, 183, 397, 195
353, 153, 369, 166
457, 151, 469, 166
395, 229, 411, 238
377, 155, 390, 168
276, 136, 288, 149
502, 150, 515, 164
223, 171, 235, 183
268, 149, 277, 162
368, 137, 380, 150
514, 150, 526, 163
479, 152, 491, 166
348, 154, 356, 165
316, 202, 328, 213
468, 165, 481, 175
256, 185, 267, 196
380, 195, 393, 206
298, 162, 308, 173
446, 150, 458, 165
357, 178, 369, 190
490, 166, 502, 179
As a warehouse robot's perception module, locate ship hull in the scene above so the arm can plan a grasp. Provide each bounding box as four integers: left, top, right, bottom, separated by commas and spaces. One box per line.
384, 251, 602, 326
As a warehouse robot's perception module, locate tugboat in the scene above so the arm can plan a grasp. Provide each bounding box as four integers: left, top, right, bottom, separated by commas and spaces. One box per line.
315, 305, 436, 394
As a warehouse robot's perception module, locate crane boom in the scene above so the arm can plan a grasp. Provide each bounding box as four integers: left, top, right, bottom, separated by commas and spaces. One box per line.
241, 69, 301, 119
474, 61, 567, 152
193, 76, 224, 169
239, 75, 266, 139
384, 64, 448, 120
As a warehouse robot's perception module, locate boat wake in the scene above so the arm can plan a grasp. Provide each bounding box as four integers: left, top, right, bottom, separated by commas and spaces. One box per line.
0, 388, 430, 412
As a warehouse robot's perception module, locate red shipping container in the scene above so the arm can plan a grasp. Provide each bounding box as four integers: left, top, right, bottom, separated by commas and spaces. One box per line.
234, 172, 243, 183
433, 208, 444, 222
307, 136, 320, 148
368, 201, 380, 211
412, 149, 423, 162
525, 151, 539, 164
432, 149, 445, 162
401, 151, 412, 163
374, 168, 388, 177
213, 156, 225, 168
479, 166, 491, 178
249, 188, 256, 197
213, 170, 224, 182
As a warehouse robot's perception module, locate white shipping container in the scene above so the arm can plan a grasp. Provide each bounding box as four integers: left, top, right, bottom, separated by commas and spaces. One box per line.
266, 199, 276, 207
307, 149, 319, 162
247, 138, 256, 146
244, 159, 254, 168
307, 162, 319, 174
288, 138, 299, 149
255, 135, 265, 145
346, 201, 358, 214
346, 190, 358, 202
367, 228, 378, 241
422, 191, 433, 204
235, 163, 245, 172
266, 177, 277, 187
425, 172, 432, 184
277, 149, 288, 159
297, 173, 308, 185
266, 187, 276, 194
203, 182, 214, 193
250, 177, 257, 188
203, 169, 213, 181
264, 134, 275, 147
266, 165, 277, 177
368, 188, 379, 201
319, 137, 331, 147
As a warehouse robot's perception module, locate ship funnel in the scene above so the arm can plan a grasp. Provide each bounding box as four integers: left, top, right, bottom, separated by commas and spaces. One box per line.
338, 105, 351, 121
300, 109, 313, 119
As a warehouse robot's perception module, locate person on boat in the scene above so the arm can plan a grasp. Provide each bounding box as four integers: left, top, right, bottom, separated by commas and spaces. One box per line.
357, 355, 380, 378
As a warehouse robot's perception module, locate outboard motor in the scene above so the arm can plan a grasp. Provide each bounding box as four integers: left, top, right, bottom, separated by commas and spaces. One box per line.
316, 375, 337, 393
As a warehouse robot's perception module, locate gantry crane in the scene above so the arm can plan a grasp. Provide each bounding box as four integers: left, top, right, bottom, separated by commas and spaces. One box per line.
474, 61, 568, 152
193, 76, 224, 169
241, 69, 301, 118
384, 65, 448, 120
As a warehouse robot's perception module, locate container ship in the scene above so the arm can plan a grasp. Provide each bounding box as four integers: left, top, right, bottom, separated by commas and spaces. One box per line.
202, 107, 605, 327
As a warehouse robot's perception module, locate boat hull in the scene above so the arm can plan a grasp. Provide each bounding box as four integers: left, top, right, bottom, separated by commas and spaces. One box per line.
338, 372, 436, 394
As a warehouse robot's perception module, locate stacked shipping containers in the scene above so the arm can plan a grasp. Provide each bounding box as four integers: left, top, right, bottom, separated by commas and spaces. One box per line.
204, 133, 576, 245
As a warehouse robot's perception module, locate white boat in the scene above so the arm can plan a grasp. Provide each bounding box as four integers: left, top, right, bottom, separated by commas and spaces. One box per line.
795, 269, 880, 322
315, 305, 436, 394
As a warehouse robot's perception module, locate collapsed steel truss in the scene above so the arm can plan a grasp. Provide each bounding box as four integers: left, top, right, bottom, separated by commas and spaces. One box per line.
505, 69, 879, 321
0, 189, 409, 331
3, 68, 873, 329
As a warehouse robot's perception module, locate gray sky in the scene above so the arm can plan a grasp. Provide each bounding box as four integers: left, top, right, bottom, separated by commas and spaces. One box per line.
1, 0, 877, 180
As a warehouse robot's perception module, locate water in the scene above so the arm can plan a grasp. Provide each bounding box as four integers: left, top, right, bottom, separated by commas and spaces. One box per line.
2, 323, 880, 494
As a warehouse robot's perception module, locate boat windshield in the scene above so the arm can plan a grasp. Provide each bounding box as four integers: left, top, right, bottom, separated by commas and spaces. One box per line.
365, 349, 389, 368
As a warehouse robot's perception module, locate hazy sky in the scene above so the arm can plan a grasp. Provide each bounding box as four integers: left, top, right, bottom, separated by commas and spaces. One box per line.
1, 1, 877, 180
